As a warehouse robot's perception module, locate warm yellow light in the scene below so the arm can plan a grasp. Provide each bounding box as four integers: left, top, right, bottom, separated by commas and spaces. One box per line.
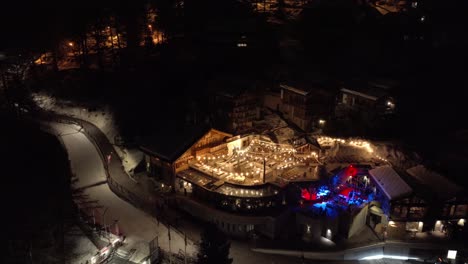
68, 42, 74, 47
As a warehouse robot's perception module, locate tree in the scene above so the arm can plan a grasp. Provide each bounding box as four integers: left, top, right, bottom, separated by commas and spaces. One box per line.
197, 224, 233, 264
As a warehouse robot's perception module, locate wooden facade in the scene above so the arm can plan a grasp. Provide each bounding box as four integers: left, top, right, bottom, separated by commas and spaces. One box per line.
145, 129, 232, 185
280, 84, 333, 132
174, 129, 232, 173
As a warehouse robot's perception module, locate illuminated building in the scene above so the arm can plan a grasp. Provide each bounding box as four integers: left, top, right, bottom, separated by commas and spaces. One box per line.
367, 165, 468, 235
141, 131, 467, 240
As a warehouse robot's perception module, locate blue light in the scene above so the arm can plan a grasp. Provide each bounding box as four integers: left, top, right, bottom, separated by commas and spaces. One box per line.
316, 186, 330, 198
313, 202, 327, 209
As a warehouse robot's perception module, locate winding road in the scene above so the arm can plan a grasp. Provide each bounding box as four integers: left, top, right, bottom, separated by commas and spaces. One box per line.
51, 123, 195, 263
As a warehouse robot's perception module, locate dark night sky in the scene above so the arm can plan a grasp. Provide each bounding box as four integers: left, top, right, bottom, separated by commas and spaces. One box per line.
1, 1, 59, 50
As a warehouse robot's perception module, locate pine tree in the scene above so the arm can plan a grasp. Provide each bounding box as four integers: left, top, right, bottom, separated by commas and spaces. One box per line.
197, 223, 233, 264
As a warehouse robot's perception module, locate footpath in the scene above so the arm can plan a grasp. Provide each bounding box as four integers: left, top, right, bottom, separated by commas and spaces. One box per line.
38, 110, 195, 242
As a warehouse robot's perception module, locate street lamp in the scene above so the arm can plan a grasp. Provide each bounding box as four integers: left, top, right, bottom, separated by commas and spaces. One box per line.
318, 119, 326, 128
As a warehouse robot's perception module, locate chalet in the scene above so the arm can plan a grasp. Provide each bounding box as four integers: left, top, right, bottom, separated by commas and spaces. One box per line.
140, 127, 232, 186
368, 165, 467, 234
213, 86, 260, 133
335, 80, 397, 121
279, 83, 334, 132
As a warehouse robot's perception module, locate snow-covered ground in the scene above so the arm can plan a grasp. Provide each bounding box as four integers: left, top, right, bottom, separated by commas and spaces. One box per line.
65, 226, 98, 264
51, 123, 196, 263
273, 126, 297, 144
65, 225, 98, 264
32, 93, 143, 176
263, 113, 288, 130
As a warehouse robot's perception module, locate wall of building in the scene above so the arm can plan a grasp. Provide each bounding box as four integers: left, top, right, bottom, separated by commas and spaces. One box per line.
267, 85, 332, 131
263, 92, 281, 110
296, 213, 339, 241
147, 154, 173, 183
173, 129, 231, 173
176, 195, 275, 239
348, 204, 369, 238
226, 135, 253, 155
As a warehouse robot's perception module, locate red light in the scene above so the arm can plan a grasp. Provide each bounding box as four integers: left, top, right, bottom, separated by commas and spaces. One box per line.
346, 165, 357, 177
301, 188, 317, 201
301, 188, 311, 200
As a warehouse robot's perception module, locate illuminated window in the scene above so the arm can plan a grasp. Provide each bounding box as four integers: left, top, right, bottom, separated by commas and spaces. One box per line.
342, 93, 348, 104
447, 250, 457, 260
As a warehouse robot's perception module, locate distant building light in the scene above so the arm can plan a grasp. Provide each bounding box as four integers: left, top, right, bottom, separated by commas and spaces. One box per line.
458, 219, 465, 226
412, 2, 418, 8
68, 42, 74, 47
237, 43, 247, 47
326, 229, 332, 239
420, 16, 425, 22
386, 101, 395, 109
447, 250, 457, 260
319, 119, 326, 125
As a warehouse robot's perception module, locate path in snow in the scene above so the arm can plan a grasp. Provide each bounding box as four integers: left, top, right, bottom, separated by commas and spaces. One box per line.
51, 123, 196, 263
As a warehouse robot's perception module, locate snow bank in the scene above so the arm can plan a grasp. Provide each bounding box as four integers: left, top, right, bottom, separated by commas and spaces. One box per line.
32, 93, 143, 174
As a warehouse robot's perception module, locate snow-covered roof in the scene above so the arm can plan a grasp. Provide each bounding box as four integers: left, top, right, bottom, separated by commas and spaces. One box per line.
280, 84, 310, 96
369, 165, 412, 201
406, 165, 462, 200
340, 88, 378, 101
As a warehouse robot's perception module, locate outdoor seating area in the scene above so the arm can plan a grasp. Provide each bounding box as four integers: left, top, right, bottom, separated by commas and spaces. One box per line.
188, 137, 319, 186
